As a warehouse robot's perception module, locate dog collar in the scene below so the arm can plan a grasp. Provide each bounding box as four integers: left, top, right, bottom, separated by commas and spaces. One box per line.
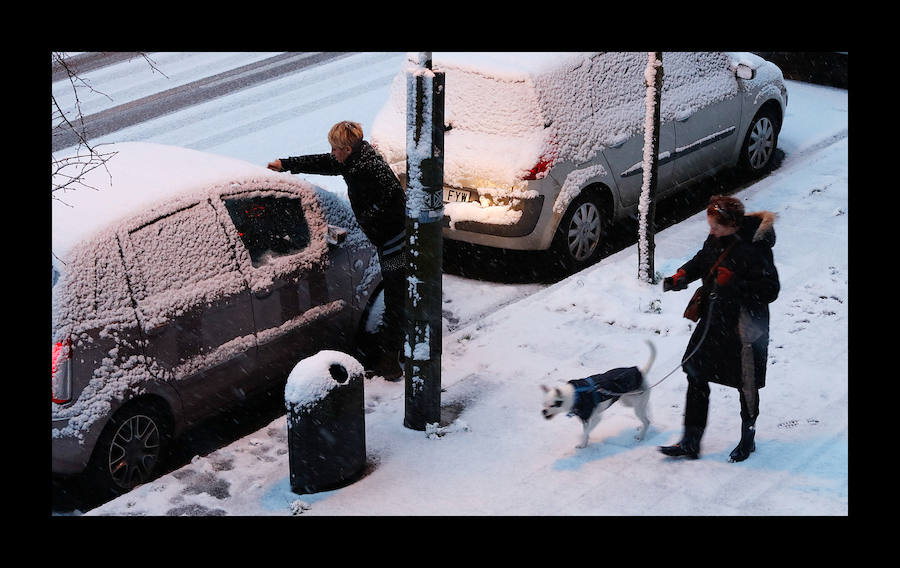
567, 377, 602, 419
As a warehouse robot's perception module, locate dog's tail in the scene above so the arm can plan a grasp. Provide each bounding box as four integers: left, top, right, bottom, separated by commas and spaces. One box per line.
640, 340, 657, 377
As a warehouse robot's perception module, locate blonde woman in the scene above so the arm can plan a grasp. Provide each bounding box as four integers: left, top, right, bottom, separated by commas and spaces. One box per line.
269, 121, 406, 380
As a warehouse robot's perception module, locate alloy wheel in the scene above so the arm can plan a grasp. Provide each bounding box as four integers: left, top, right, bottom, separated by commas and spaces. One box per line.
747, 117, 775, 170
567, 202, 602, 262
108, 414, 161, 489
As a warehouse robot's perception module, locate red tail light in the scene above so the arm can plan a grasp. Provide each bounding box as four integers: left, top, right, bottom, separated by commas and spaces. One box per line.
522, 157, 553, 180
51, 338, 72, 404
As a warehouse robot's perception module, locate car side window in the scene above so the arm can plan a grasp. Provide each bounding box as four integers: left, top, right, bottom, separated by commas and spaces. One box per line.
223, 196, 310, 268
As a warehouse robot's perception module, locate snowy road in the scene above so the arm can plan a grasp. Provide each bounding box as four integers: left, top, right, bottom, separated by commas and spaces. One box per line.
52, 52, 352, 152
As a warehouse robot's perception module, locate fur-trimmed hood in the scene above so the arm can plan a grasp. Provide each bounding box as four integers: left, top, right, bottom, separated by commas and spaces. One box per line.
741, 211, 776, 247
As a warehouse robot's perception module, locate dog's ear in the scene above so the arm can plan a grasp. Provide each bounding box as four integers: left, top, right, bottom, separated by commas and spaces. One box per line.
540, 384, 549, 393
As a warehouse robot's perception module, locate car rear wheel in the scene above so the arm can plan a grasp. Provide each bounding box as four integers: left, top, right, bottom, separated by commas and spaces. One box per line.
86, 398, 172, 498
740, 109, 779, 173
551, 192, 605, 273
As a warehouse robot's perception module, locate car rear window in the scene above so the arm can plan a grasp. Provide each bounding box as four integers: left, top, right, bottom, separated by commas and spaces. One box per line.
224, 195, 310, 268
127, 202, 239, 300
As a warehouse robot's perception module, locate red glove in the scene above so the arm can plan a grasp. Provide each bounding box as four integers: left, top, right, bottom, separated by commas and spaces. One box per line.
663, 269, 688, 291
716, 266, 734, 286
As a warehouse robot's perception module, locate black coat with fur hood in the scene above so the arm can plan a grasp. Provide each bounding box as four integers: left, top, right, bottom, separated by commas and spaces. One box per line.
679, 211, 779, 389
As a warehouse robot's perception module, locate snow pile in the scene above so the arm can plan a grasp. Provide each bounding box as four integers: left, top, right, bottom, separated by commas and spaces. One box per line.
284, 350, 365, 411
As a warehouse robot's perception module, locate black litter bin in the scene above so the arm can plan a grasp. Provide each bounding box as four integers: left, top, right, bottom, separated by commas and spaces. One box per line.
284, 350, 366, 494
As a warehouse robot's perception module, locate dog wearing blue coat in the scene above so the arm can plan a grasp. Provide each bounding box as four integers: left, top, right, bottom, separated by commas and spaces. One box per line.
541, 341, 656, 448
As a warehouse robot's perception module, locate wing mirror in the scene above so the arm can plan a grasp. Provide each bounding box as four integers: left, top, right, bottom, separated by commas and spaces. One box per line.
734, 63, 755, 80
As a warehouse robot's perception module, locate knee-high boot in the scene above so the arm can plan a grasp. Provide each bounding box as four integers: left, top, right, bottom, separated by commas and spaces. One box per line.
729, 420, 756, 462
659, 376, 708, 459
658, 426, 703, 459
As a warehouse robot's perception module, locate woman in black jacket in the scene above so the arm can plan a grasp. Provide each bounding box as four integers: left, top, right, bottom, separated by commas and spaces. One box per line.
268, 121, 406, 380
659, 195, 780, 462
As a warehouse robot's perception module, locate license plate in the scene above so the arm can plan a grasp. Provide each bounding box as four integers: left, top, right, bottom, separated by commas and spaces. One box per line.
443, 188, 472, 203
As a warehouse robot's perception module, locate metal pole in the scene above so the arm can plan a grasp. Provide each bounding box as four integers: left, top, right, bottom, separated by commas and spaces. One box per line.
639, 52, 663, 283
403, 52, 444, 430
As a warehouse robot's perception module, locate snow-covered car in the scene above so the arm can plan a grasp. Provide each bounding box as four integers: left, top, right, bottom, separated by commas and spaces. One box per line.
51, 142, 381, 497
371, 52, 788, 271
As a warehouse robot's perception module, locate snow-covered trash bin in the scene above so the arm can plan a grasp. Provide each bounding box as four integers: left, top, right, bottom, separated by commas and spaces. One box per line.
284, 350, 366, 494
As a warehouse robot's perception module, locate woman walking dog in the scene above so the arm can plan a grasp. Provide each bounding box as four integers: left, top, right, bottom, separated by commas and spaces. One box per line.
659, 195, 780, 462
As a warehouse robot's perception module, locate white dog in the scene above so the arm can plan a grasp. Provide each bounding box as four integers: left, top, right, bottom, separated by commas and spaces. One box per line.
541, 341, 656, 449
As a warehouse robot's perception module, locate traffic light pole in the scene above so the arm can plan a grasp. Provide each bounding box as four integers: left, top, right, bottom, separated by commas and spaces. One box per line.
403, 53, 445, 431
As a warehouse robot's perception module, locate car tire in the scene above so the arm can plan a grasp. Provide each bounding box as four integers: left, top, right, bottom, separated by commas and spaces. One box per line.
739, 108, 779, 174
550, 191, 606, 273
85, 398, 173, 499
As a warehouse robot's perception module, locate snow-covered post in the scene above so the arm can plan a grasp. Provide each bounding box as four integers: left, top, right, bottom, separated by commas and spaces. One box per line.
403, 52, 444, 431
638, 52, 663, 284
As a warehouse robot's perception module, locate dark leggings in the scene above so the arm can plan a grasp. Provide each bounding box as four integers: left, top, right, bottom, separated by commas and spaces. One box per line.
379, 259, 406, 356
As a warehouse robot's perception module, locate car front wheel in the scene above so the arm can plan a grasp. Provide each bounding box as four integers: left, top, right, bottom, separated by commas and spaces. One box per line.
740, 109, 779, 173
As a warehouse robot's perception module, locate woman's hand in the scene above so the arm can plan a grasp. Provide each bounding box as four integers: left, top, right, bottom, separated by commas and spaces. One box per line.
715, 267, 734, 286
663, 269, 688, 292
267, 159, 283, 172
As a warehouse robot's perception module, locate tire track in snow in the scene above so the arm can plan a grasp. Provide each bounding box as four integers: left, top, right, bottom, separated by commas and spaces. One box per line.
187, 72, 400, 151
52, 52, 352, 153
52, 52, 145, 82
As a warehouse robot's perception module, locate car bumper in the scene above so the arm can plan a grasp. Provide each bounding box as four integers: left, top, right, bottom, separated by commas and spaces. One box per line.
441, 193, 561, 251
51, 416, 101, 475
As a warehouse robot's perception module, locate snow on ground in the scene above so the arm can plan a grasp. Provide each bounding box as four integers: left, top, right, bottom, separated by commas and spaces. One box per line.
83, 79, 848, 516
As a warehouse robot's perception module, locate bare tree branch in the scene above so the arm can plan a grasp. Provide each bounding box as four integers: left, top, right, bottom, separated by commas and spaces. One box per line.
51, 52, 162, 197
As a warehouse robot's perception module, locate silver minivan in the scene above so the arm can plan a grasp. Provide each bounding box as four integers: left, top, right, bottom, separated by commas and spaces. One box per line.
52, 143, 381, 497
371, 52, 788, 271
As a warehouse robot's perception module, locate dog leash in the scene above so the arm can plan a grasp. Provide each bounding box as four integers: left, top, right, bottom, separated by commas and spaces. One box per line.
590, 289, 720, 397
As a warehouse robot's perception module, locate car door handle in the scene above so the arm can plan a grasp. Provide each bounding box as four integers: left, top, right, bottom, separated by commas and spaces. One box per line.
675, 111, 692, 122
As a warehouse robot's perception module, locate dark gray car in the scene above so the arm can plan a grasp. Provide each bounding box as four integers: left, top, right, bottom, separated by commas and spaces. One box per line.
52, 143, 381, 497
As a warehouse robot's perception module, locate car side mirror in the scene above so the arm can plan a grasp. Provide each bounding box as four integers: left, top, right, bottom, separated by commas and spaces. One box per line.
734, 64, 755, 80
327, 225, 348, 246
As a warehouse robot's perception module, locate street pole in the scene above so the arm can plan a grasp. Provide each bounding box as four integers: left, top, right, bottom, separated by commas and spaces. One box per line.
403, 52, 445, 430
639, 52, 663, 284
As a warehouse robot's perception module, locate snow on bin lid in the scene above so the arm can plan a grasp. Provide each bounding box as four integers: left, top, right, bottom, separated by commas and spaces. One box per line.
285, 350, 365, 408
51, 142, 287, 262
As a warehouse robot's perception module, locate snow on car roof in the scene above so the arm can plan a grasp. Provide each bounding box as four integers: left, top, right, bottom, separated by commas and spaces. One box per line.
433, 52, 592, 80
51, 142, 294, 261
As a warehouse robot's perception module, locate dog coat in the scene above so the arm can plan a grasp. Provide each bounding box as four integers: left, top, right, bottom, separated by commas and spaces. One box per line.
567, 366, 643, 421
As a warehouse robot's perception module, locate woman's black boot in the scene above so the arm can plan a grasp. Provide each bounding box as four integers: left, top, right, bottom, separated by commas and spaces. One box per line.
729, 421, 756, 462
659, 426, 702, 459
